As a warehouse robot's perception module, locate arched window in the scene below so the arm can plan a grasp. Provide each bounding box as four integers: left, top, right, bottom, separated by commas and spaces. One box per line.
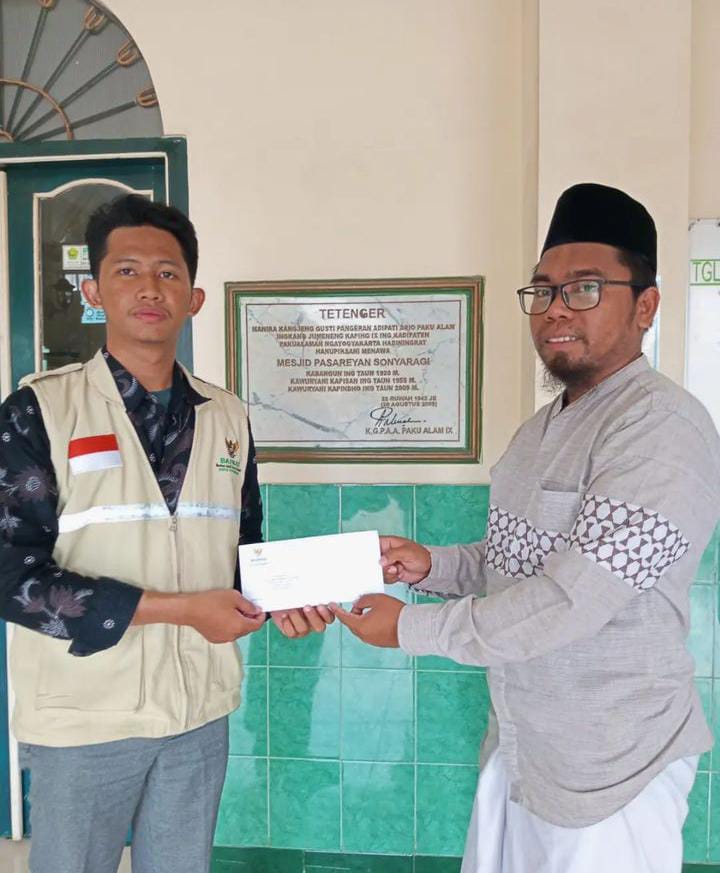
0, 0, 162, 143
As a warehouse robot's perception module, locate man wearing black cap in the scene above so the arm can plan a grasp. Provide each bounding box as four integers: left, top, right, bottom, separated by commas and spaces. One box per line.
333, 184, 720, 872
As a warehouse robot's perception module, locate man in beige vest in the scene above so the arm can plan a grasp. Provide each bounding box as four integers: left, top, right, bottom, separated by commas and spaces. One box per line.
0, 194, 332, 873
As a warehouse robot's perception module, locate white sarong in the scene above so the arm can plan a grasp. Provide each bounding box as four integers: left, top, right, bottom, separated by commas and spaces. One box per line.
461, 750, 698, 873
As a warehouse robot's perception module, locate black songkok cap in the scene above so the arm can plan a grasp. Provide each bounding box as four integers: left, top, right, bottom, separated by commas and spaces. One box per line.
541, 183, 657, 273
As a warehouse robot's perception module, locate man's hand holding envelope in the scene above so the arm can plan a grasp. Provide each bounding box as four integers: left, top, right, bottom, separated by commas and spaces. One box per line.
270, 604, 335, 638
239, 530, 386, 620
239, 530, 432, 648
330, 535, 432, 647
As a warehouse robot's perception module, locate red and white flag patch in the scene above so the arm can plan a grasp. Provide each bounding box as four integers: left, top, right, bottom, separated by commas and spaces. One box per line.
68, 434, 123, 474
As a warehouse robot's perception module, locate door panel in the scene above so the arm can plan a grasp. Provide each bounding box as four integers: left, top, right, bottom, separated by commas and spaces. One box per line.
7, 157, 166, 384
0, 171, 10, 401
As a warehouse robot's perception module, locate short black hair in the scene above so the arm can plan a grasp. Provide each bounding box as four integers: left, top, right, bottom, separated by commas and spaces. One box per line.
616, 248, 656, 299
85, 194, 199, 283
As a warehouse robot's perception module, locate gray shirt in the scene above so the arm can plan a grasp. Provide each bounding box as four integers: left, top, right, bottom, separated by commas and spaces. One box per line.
398, 356, 720, 826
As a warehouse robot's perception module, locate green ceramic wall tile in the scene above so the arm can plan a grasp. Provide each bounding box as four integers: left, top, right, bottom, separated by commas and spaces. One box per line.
696, 678, 713, 772
304, 852, 413, 872
341, 623, 413, 669
236, 622, 268, 666
414, 859, 463, 873
303, 856, 345, 872
415, 486, 490, 546
269, 759, 341, 850
303, 863, 350, 873
303, 863, 349, 873
689, 585, 715, 678
342, 669, 414, 762
260, 483, 269, 542
229, 666, 267, 756
709, 773, 720, 862
269, 667, 340, 759
212, 847, 303, 872
269, 618, 341, 668
342, 762, 414, 854
416, 765, 478, 856
303, 854, 345, 872
713, 681, 720, 772
413, 593, 443, 603
414, 651, 481, 673
214, 484, 719, 867
215, 757, 268, 847
417, 672, 489, 765
396, 584, 415, 604
683, 866, 720, 873
340, 484, 414, 614
341, 485, 414, 538
683, 771, 710, 863
714, 587, 720, 678
267, 484, 340, 540
208, 851, 718, 873
696, 530, 718, 583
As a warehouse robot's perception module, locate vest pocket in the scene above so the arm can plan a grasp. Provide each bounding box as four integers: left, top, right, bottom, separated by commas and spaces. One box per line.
35, 628, 144, 712
210, 641, 243, 692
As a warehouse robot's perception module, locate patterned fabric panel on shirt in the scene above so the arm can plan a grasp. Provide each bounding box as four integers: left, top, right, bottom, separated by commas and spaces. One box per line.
485, 496, 690, 591
569, 495, 690, 591
0, 387, 141, 650
485, 504, 570, 579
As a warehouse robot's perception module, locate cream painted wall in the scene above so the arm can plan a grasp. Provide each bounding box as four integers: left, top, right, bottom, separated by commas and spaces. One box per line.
106, 0, 710, 483
536, 0, 692, 404
107, 0, 529, 484
691, 0, 720, 217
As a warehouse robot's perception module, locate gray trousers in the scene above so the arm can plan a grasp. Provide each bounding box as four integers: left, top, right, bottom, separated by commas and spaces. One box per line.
21, 716, 229, 873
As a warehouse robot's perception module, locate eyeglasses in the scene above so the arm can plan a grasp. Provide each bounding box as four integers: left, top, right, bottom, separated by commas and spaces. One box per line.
516, 279, 647, 315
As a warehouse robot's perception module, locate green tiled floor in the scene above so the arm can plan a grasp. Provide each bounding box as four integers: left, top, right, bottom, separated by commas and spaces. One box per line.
215, 485, 720, 865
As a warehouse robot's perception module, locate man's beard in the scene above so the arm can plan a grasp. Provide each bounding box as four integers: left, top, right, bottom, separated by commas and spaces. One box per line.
541, 351, 596, 395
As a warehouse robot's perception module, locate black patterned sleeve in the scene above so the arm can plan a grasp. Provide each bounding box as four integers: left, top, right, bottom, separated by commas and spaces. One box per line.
0, 387, 142, 656
235, 425, 264, 592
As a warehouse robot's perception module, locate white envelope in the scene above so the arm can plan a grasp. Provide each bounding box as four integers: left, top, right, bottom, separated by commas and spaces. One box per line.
238, 530, 385, 613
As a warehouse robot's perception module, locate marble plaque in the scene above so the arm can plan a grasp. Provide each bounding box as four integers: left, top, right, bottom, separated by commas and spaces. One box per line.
226, 279, 482, 461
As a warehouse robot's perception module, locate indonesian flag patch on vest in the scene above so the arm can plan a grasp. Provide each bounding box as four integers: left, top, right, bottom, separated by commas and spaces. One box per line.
68, 434, 123, 474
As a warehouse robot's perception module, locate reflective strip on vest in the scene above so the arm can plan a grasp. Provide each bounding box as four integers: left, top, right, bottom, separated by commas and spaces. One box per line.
58, 502, 242, 533
176, 503, 243, 523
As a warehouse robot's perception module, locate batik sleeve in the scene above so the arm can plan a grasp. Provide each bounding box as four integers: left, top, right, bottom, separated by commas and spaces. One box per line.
0, 387, 142, 656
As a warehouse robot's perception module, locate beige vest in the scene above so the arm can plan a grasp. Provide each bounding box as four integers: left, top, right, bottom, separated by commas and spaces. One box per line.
10, 350, 250, 746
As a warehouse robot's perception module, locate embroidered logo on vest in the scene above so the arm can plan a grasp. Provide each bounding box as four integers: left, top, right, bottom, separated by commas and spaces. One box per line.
216, 437, 243, 475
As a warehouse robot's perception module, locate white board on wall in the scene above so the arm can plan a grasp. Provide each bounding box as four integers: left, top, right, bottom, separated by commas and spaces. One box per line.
687, 220, 720, 432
